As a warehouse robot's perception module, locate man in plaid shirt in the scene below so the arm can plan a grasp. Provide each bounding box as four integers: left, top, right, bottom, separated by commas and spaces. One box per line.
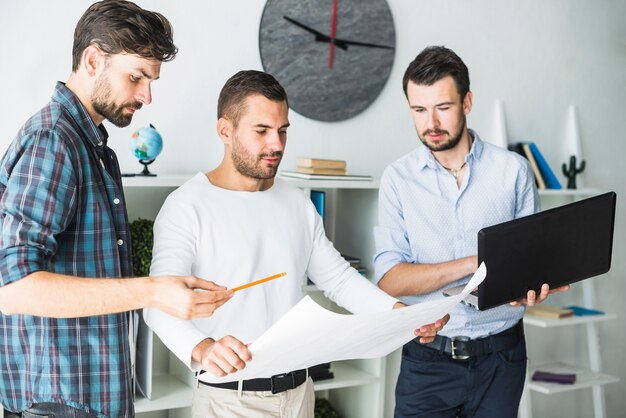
0, 2, 232, 417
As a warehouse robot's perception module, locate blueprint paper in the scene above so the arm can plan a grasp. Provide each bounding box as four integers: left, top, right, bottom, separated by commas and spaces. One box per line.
199, 263, 486, 383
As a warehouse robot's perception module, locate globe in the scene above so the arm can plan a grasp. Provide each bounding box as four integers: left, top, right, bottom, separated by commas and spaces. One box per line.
129, 124, 163, 176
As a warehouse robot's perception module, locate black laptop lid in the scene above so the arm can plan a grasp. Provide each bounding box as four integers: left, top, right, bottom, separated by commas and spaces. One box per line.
476, 192, 616, 310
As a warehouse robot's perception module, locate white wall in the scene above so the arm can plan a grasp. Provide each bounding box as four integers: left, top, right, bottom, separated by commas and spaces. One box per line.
1, 1, 624, 417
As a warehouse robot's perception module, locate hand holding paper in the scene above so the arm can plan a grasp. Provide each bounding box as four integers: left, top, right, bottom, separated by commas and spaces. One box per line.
199, 263, 487, 383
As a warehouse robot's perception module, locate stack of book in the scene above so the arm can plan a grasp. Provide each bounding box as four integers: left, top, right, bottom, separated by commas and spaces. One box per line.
279, 157, 373, 181
525, 306, 575, 319
296, 157, 347, 176
508, 142, 562, 190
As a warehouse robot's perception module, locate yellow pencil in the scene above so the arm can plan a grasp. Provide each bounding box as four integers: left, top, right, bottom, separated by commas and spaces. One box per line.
231, 272, 287, 292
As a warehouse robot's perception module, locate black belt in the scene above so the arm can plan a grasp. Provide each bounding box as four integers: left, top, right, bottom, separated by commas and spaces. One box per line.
199, 368, 308, 394
421, 320, 524, 360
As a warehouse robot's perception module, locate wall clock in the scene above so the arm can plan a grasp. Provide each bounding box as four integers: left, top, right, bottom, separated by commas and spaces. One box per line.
259, 0, 396, 122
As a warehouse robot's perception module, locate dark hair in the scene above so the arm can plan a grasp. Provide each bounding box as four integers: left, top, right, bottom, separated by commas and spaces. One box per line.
217, 70, 288, 126
72, 0, 178, 71
402, 46, 470, 100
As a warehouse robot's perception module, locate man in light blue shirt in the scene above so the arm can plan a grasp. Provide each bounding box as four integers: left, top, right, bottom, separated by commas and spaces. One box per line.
374, 46, 568, 418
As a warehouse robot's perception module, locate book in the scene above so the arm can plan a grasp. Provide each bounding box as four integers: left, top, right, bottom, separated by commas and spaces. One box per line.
296, 167, 348, 175
528, 143, 562, 189
279, 171, 373, 181
563, 305, 604, 316
508, 143, 546, 189
310, 190, 325, 223
296, 157, 347, 170
522, 143, 546, 189
525, 306, 574, 319
532, 370, 576, 384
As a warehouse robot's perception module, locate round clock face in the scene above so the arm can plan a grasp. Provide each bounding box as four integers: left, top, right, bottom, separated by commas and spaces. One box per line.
259, 0, 396, 122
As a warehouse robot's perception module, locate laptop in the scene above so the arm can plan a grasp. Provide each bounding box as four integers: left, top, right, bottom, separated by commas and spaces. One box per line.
444, 191, 616, 310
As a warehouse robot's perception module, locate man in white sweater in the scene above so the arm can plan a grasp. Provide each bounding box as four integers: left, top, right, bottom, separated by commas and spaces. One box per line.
143, 70, 448, 418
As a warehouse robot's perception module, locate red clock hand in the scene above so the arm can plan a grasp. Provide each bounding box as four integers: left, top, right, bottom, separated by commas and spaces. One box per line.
329, 0, 338, 68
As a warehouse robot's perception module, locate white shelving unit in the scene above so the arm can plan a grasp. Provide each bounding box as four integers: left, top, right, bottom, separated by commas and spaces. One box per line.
124, 174, 387, 418
518, 188, 619, 418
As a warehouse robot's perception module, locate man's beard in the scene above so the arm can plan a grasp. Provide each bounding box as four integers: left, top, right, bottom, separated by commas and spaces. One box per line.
418, 118, 466, 152
231, 136, 282, 180
92, 72, 142, 128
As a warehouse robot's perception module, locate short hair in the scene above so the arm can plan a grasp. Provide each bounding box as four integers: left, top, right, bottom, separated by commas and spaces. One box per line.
402, 46, 470, 100
217, 70, 289, 127
72, 0, 178, 71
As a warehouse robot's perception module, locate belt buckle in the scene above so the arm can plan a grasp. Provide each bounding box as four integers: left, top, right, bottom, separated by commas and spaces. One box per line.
450, 336, 470, 360
270, 372, 295, 394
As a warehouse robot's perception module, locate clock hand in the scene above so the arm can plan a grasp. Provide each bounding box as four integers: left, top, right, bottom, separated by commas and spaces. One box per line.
328, 0, 338, 68
283, 16, 348, 51
333, 37, 394, 50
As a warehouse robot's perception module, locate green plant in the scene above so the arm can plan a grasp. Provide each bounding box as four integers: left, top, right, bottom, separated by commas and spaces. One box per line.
129, 218, 154, 277
314, 398, 341, 418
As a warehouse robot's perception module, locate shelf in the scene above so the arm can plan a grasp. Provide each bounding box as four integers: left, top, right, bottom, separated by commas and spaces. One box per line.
134, 373, 193, 413
278, 176, 380, 190
524, 312, 616, 328
122, 174, 192, 188
527, 363, 619, 395
313, 362, 379, 391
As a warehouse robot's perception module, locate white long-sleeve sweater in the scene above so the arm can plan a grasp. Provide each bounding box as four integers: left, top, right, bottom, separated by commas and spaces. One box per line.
143, 173, 398, 370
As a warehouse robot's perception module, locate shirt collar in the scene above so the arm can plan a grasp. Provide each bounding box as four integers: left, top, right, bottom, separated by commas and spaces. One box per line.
52, 81, 109, 148
414, 128, 485, 170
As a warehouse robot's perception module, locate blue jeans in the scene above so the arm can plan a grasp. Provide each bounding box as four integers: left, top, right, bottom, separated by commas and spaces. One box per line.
395, 334, 527, 418
7, 403, 96, 418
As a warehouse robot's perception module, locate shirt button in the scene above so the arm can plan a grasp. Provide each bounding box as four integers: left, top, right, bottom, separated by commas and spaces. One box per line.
114, 198, 120, 204
117, 239, 124, 246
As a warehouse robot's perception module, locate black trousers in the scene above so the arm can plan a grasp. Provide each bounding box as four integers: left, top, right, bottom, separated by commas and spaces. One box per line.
394, 333, 527, 418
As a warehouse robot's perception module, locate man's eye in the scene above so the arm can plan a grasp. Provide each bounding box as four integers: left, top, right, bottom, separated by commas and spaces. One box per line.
438, 107, 450, 111
130, 75, 140, 82
256, 130, 266, 134
414, 109, 425, 113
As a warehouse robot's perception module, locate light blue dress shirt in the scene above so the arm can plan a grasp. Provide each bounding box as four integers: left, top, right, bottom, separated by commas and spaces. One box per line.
374, 130, 540, 338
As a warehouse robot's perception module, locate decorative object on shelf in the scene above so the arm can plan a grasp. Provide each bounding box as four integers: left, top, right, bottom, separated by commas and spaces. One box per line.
129, 218, 154, 276
314, 397, 341, 418
490, 99, 509, 148
561, 105, 585, 188
259, 0, 395, 121
561, 155, 586, 189
124, 124, 163, 177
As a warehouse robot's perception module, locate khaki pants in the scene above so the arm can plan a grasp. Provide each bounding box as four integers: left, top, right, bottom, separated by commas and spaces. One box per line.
192, 378, 315, 418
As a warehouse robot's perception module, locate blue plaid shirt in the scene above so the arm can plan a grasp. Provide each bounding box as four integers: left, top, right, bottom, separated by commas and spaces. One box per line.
0, 83, 133, 417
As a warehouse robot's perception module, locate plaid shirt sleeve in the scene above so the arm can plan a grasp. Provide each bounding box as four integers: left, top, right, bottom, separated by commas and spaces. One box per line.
0, 127, 78, 285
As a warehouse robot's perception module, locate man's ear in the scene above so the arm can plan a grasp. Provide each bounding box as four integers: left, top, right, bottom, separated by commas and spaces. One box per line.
463, 91, 473, 115
217, 117, 233, 144
82, 45, 104, 78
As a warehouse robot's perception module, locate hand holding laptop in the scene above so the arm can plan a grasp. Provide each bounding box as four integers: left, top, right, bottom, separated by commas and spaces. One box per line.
509, 283, 571, 307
